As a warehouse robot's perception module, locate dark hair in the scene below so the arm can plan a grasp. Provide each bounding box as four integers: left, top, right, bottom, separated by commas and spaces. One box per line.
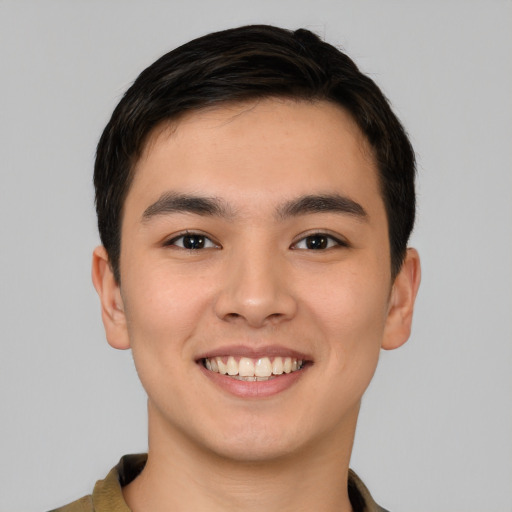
94, 24, 416, 282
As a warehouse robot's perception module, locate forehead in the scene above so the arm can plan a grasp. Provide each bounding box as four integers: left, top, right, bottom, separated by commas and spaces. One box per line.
127, 98, 382, 218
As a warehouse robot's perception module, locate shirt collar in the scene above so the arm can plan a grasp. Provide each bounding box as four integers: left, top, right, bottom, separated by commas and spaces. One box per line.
92, 454, 386, 512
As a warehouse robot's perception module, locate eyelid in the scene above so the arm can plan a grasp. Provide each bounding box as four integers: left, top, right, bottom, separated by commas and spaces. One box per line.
290, 230, 349, 250
164, 230, 221, 249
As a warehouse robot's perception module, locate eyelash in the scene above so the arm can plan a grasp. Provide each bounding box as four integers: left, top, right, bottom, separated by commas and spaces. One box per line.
164, 231, 348, 251
291, 232, 348, 251
164, 231, 219, 250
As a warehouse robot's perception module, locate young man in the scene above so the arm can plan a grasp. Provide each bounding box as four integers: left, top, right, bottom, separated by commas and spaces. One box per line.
53, 25, 420, 512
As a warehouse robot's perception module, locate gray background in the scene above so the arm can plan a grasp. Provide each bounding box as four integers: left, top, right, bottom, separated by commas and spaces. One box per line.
1, 1, 511, 511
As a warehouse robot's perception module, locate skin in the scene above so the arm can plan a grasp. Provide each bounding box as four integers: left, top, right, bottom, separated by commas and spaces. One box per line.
92, 98, 421, 512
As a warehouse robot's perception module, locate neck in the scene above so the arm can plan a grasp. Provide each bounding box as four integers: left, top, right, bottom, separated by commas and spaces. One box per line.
123, 401, 359, 512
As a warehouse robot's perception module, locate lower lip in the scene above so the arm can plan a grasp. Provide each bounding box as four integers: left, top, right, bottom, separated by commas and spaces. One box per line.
198, 363, 308, 398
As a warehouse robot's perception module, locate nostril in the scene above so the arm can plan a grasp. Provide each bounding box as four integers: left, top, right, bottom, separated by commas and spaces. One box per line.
214, 287, 298, 327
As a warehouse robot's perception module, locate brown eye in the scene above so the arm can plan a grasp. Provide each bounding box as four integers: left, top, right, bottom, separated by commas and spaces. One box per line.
304, 235, 328, 249
293, 233, 345, 250
167, 233, 218, 249
183, 234, 206, 249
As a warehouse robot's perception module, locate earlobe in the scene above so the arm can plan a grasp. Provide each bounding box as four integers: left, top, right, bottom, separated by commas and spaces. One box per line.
91, 246, 130, 350
381, 248, 421, 351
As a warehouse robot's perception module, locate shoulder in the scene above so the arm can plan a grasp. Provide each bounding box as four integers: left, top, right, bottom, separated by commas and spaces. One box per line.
47, 495, 93, 512
348, 469, 391, 512
47, 454, 146, 512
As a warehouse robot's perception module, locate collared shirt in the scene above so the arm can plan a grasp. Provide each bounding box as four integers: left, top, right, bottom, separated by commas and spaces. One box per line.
49, 454, 389, 512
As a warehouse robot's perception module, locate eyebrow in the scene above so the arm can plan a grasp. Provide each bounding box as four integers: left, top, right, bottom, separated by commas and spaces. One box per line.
276, 194, 368, 220
142, 192, 233, 221
141, 192, 367, 222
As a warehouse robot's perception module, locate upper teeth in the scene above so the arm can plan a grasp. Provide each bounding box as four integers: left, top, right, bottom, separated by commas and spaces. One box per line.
204, 356, 303, 378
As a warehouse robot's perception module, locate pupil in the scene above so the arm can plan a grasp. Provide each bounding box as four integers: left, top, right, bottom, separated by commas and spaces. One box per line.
306, 235, 327, 249
183, 235, 204, 249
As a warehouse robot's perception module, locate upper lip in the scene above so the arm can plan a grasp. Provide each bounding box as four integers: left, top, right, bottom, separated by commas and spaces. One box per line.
196, 344, 312, 362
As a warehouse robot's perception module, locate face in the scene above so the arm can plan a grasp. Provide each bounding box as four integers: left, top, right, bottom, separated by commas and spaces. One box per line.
94, 98, 419, 462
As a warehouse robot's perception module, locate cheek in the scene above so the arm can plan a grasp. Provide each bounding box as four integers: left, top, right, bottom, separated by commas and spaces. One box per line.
119, 262, 212, 410
120, 259, 213, 356
303, 267, 390, 386
305, 264, 390, 336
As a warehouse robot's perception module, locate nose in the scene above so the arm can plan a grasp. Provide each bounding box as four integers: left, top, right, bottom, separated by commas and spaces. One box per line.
213, 247, 298, 328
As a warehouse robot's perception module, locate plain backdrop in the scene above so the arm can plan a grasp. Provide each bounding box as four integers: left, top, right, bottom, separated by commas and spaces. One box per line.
1, 1, 511, 511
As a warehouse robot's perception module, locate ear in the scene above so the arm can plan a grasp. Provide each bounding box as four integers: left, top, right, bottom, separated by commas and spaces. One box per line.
382, 248, 421, 350
91, 246, 130, 350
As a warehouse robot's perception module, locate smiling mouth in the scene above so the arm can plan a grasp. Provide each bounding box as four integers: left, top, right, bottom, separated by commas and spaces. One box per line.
203, 356, 305, 381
